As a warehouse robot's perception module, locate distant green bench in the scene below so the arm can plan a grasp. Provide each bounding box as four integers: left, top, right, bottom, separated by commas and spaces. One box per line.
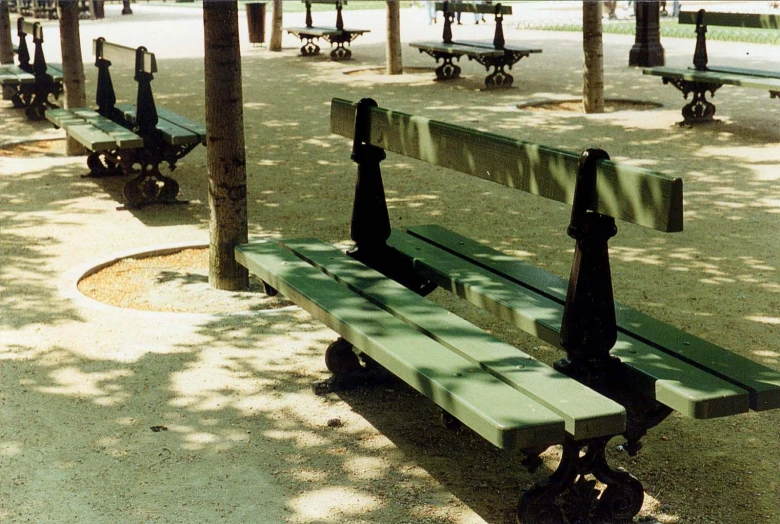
284, 0, 370, 61
410, 1, 541, 89
1, 18, 62, 120
46, 38, 205, 209
643, 9, 780, 125
236, 97, 780, 523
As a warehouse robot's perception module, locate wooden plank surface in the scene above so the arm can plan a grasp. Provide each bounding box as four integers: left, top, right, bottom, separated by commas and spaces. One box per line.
409, 41, 504, 57
278, 238, 626, 441
387, 227, 752, 419
155, 106, 207, 139
402, 225, 780, 411
435, 1, 511, 15
285, 26, 341, 37
404, 225, 780, 411
114, 103, 201, 146
454, 40, 543, 54
235, 240, 567, 450
329, 98, 684, 233
93, 39, 156, 73
678, 10, 780, 29
70, 108, 144, 149
643, 67, 780, 90
702, 65, 780, 80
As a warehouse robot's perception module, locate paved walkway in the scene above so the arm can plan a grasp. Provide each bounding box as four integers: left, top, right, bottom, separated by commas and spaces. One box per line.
2, 3, 779, 523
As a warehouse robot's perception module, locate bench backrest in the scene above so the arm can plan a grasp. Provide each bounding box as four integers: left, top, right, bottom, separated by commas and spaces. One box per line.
679, 9, 780, 29
303, 0, 345, 30
92, 38, 158, 135
330, 98, 683, 233
436, 1, 511, 48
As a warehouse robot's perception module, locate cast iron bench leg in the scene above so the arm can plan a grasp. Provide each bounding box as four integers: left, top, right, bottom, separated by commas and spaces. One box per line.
517, 437, 644, 523
663, 77, 722, 126
300, 36, 321, 57
329, 41, 351, 61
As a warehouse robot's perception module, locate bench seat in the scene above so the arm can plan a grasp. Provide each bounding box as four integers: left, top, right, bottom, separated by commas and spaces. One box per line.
46, 107, 144, 151
114, 103, 206, 146
699, 65, 780, 80
0, 64, 35, 92
235, 238, 628, 449
387, 225, 780, 417
453, 40, 543, 55
409, 40, 505, 58
643, 66, 780, 91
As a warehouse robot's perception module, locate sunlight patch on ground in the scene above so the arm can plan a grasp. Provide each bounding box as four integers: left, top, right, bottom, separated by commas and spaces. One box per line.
287, 487, 382, 520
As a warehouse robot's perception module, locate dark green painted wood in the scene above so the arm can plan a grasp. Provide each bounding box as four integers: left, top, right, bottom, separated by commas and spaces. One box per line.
409, 41, 505, 57
114, 103, 201, 146
329, 98, 684, 233
703, 65, 780, 80
154, 106, 207, 139
285, 26, 342, 37
71, 108, 144, 149
454, 40, 543, 54
387, 227, 752, 419
402, 225, 780, 412
678, 10, 780, 29
46, 108, 144, 150
435, 1, 512, 15
278, 238, 626, 440
235, 240, 567, 450
643, 67, 780, 90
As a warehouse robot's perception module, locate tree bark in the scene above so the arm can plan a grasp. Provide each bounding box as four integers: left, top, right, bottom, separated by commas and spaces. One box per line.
203, 0, 249, 291
385, 0, 402, 75
269, 0, 282, 51
0, 0, 13, 65
58, 1, 88, 156
582, 0, 604, 114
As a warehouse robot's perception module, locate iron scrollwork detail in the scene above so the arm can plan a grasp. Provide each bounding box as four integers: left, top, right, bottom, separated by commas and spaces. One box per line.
663, 77, 722, 125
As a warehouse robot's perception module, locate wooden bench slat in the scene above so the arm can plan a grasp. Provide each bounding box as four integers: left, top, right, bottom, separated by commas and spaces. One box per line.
154, 106, 207, 139
643, 67, 780, 90
678, 10, 780, 29
235, 240, 568, 450
404, 225, 780, 412
114, 103, 201, 146
277, 238, 627, 441
409, 41, 505, 57
386, 227, 752, 419
93, 39, 157, 73
435, 1, 511, 15
0, 65, 35, 84
69, 108, 145, 149
60, 123, 122, 152
330, 98, 683, 233
285, 26, 341, 37
702, 65, 780, 81
453, 40, 543, 54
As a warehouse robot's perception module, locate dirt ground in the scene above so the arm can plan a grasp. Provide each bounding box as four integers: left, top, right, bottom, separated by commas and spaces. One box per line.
2, 3, 780, 523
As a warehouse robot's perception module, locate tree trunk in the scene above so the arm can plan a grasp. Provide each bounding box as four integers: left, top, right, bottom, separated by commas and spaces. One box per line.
203, 0, 249, 291
58, 1, 88, 156
582, 0, 604, 114
385, 0, 402, 75
0, 0, 13, 65
269, 0, 282, 51
87, 0, 97, 20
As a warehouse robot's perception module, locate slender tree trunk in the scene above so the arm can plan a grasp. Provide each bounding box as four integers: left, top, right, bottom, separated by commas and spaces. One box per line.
58, 1, 87, 155
269, 0, 282, 51
386, 0, 402, 75
203, 0, 249, 291
0, 0, 13, 64
582, 0, 604, 113
88, 0, 97, 20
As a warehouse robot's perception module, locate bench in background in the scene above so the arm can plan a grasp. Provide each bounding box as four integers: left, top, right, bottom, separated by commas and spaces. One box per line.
45, 38, 206, 208
283, 0, 369, 61
0, 18, 62, 120
237, 97, 780, 522
643, 9, 780, 125
410, 1, 541, 89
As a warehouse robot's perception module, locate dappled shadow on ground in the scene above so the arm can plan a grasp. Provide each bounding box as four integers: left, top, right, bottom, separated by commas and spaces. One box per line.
3, 22, 780, 523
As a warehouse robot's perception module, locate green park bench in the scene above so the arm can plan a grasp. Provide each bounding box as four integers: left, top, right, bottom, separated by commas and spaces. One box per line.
45, 38, 206, 209
410, 1, 541, 89
0, 18, 63, 120
283, 0, 370, 61
643, 9, 780, 125
235, 98, 780, 522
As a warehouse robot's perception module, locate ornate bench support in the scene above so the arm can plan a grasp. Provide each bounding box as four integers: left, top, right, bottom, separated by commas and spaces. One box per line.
298, 36, 321, 57
419, 50, 462, 81
516, 150, 673, 522
470, 50, 531, 89
517, 437, 644, 523
663, 77, 722, 126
